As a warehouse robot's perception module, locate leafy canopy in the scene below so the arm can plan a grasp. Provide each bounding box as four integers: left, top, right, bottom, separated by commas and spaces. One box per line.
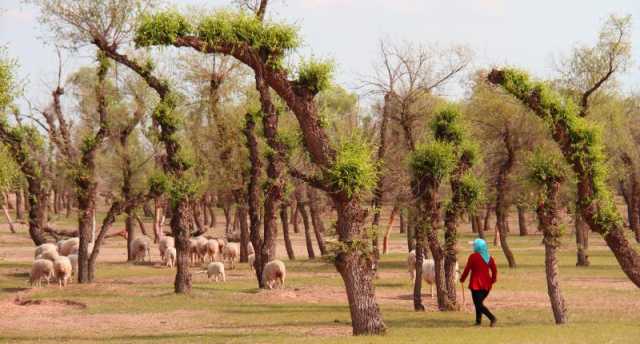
409, 141, 456, 182
326, 134, 378, 198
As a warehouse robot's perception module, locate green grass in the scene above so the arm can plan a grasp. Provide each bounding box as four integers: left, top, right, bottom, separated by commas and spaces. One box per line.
1, 224, 640, 343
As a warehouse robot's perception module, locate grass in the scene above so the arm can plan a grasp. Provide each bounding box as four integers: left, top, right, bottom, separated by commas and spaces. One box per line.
1, 213, 640, 343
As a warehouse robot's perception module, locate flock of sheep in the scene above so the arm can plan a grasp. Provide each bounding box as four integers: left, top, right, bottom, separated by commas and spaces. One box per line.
29, 234, 286, 289
29, 236, 460, 294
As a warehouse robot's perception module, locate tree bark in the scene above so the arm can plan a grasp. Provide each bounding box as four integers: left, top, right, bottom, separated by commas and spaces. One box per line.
15, 190, 23, 220
291, 201, 300, 233
399, 207, 406, 234
297, 191, 315, 259
2, 200, 16, 233
574, 211, 590, 267
280, 203, 295, 260
495, 128, 517, 268
307, 187, 327, 255
382, 205, 399, 254
243, 113, 264, 287
517, 205, 528, 236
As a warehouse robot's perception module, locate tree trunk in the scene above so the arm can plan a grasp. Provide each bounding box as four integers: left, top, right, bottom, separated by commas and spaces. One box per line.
496, 208, 516, 267
15, 190, 23, 220
495, 128, 517, 268
545, 241, 567, 324
244, 113, 264, 287
238, 202, 249, 263
480, 205, 491, 239
575, 211, 590, 267
412, 208, 426, 311
280, 204, 295, 260
307, 187, 327, 255
153, 199, 163, 243
407, 211, 416, 252
135, 214, 148, 237
2, 199, 16, 233
172, 200, 192, 293
223, 203, 232, 234
291, 201, 300, 233
297, 194, 315, 259
518, 205, 528, 236
382, 205, 399, 254
399, 207, 406, 234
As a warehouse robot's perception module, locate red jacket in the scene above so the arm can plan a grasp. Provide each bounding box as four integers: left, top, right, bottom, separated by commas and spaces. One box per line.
460, 253, 497, 291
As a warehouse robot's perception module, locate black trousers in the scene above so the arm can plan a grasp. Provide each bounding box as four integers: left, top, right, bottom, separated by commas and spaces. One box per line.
471, 289, 495, 324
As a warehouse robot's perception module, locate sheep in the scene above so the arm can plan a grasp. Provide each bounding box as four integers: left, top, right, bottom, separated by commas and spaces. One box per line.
68, 254, 78, 276
206, 239, 219, 262
223, 243, 239, 269
36, 249, 60, 262
164, 247, 176, 268
407, 250, 417, 283
262, 260, 286, 289
34, 243, 57, 259
57, 237, 79, 256
188, 238, 199, 265
248, 253, 255, 271
158, 236, 174, 261
131, 236, 151, 263
53, 256, 72, 287
206, 262, 226, 282
195, 236, 209, 264
421, 259, 461, 300
29, 259, 54, 287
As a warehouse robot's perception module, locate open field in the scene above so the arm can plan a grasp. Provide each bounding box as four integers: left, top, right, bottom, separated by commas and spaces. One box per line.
1, 210, 640, 344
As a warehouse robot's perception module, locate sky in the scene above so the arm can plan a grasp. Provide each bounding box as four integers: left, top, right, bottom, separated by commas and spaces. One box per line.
1, 0, 639, 108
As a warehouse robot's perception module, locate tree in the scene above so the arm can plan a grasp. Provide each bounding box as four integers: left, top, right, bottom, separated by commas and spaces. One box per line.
527, 149, 569, 324
135, 8, 386, 334
488, 68, 640, 288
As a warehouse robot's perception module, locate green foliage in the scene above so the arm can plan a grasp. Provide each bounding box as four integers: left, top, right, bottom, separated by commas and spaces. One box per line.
409, 141, 456, 182
0, 51, 16, 112
197, 10, 299, 57
325, 135, 378, 198
148, 172, 169, 197
430, 103, 463, 144
526, 149, 567, 187
135, 10, 193, 47
494, 68, 622, 232
458, 172, 484, 211
296, 59, 334, 94
80, 135, 99, 154
325, 238, 373, 264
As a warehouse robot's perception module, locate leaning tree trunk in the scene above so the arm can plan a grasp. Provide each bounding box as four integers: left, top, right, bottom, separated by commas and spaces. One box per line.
15, 190, 23, 221
495, 129, 517, 268
296, 190, 315, 259
333, 198, 386, 335
280, 203, 295, 260
382, 205, 399, 254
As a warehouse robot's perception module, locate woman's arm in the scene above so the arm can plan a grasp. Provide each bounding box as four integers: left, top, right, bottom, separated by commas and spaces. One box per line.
460, 255, 472, 282
490, 258, 497, 284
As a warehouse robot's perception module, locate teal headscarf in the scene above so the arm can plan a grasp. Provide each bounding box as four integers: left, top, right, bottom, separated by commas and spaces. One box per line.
473, 238, 490, 264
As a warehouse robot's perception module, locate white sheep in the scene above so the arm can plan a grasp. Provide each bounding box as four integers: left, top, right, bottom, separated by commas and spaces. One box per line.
57, 237, 79, 256
164, 247, 176, 268
29, 259, 54, 287
36, 249, 60, 262
195, 236, 209, 263
131, 236, 151, 263
223, 243, 239, 269
407, 250, 417, 283
188, 238, 199, 265
68, 254, 78, 276
159, 236, 174, 261
206, 239, 219, 262
248, 253, 255, 271
207, 261, 226, 282
34, 243, 57, 259
421, 259, 461, 299
53, 256, 72, 287
263, 259, 286, 289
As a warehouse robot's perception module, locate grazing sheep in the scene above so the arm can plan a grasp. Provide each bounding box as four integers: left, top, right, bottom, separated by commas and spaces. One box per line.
223, 243, 239, 269
407, 250, 417, 282
207, 262, 226, 282
420, 259, 460, 298
263, 260, 286, 289
53, 256, 72, 287
68, 254, 78, 276
131, 236, 151, 263
57, 237, 79, 256
164, 247, 176, 268
34, 243, 57, 259
195, 236, 209, 264
29, 259, 54, 287
159, 236, 174, 261
206, 239, 219, 262
188, 238, 199, 265
248, 253, 255, 271
36, 250, 60, 262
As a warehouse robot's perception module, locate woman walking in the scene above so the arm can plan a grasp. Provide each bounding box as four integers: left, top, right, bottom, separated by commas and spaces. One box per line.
460, 238, 498, 327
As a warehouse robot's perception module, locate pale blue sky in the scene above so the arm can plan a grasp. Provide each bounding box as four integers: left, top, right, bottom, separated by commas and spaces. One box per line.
1, 0, 639, 107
